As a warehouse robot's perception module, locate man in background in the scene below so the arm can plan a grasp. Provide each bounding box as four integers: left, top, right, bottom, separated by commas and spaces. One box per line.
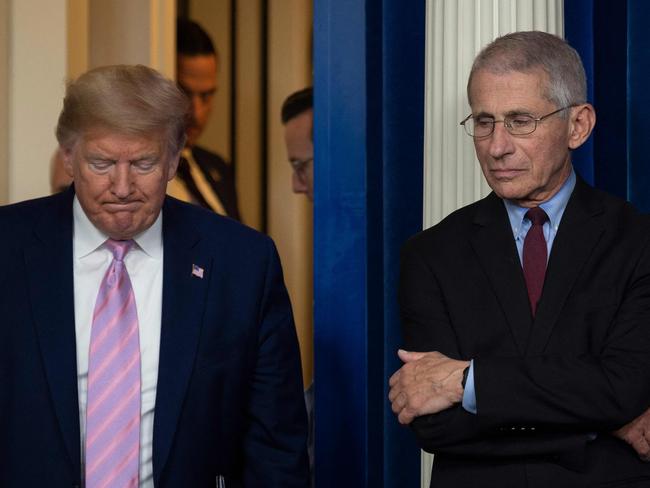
168, 17, 241, 220
281, 86, 314, 485
282, 87, 313, 201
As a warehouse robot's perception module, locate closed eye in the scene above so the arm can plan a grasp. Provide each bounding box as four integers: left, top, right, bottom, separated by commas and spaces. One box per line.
475, 118, 494, 128
508, 116, 534, 128
88, 160, 114, 173
132, 160, 157, 173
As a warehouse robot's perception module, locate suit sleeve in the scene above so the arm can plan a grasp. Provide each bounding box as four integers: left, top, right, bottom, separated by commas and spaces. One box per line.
242, 239, 310, 487
399, 233, 650, 458
399, 240, 487, 453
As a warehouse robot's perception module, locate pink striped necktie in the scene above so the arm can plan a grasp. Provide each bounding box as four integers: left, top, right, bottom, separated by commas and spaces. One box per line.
85, 239, 141, 488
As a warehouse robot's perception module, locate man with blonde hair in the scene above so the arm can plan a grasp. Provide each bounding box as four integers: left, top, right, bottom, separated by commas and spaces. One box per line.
0, 64, 309, 487
389, 31, 650, 487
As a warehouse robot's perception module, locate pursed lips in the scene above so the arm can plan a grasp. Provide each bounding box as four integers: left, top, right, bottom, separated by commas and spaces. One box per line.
102, 201, 143, 211
490, 168, 526, 179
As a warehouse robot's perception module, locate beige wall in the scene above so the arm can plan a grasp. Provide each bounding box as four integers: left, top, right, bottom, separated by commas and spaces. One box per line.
0, 0, 8, 205
9, 0, 67, 203
267, 0, 313, 387
88, 0, 175, 79
89, 1, 151, 67
67, 0, 89, 79
235, 0, 263, 230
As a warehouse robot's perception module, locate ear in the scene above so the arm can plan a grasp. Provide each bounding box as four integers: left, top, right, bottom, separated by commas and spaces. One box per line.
568, 104, 596, 150
61, 146, 75, 177
167, 151, 181, 181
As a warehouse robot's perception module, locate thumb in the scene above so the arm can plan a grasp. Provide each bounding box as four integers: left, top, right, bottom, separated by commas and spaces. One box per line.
398, 349, 426, 362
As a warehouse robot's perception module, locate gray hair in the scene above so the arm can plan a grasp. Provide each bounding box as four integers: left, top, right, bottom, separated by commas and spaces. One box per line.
56, 64, 190, 154
467, 31, 587, 113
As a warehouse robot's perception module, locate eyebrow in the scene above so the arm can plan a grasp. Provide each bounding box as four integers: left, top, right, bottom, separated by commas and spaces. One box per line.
473, 109, 535, 118
85, 153, 160, 163
130, 154, 159, 162
85, 154, 115, 162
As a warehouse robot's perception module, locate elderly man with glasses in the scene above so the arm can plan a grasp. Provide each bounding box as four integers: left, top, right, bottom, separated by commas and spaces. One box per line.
389, 31, 650, 488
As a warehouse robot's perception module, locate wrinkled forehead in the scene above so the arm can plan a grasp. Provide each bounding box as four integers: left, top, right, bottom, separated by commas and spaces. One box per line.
69, 126, 169, 153
468, 67, 551, 107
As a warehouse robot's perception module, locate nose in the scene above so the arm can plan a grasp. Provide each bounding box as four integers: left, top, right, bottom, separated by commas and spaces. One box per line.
111, 162, 133, 198
292, 171, 308, 194
487, 122, 515, 160
190, 96, 204, 121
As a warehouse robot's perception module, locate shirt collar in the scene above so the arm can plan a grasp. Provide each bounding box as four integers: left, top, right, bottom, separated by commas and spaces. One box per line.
72, 195, 163, 260
503, 168, 576, 237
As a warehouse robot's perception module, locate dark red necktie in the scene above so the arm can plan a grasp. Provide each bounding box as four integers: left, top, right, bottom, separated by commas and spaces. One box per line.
523, 207, 549, 316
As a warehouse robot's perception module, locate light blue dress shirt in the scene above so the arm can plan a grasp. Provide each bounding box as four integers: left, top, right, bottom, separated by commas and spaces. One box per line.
462, 169, 576, 414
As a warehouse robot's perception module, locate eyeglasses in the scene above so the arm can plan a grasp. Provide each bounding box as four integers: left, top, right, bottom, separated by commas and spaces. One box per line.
289, 157, 313, 175
459, 105, 575, 138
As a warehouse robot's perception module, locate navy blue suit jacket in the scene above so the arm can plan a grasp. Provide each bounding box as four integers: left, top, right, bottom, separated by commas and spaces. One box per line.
0, 188, 309, 487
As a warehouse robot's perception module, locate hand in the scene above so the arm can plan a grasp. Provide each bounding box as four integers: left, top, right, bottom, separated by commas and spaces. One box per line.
388, 350, 470, 425
613, 407, 650, 461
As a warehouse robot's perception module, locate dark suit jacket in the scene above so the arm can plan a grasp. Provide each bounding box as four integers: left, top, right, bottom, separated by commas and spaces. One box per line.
400, 178, 650, 488
0, 188, 308, 487
176, 145, 241, 221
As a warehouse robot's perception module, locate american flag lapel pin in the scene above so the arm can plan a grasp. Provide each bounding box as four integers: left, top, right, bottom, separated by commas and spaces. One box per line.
191, 263, 204, 279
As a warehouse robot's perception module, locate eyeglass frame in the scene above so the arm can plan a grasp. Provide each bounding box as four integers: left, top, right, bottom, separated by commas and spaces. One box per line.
459, 105, 577, 138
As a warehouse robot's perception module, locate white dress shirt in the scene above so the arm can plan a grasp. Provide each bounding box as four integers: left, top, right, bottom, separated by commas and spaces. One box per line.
72, 196, 162, 487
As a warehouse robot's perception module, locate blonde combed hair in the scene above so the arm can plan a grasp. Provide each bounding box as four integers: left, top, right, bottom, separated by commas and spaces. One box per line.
56, 64, 190, 154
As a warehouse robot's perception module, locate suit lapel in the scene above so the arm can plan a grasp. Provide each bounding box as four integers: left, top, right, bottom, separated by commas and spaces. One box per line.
527, 179, 605, 354
470, 193, 533, 353
153, 198, 213, 483
23, 190, 80, 473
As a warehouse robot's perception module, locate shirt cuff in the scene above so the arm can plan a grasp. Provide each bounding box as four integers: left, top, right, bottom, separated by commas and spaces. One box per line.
461, 359, 477, 414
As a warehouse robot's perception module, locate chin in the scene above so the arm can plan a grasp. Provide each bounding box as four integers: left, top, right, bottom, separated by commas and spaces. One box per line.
105, 228, 135, 240
103, 221, 138, 240
490, 181, 525, 199
186, 130, 202, 147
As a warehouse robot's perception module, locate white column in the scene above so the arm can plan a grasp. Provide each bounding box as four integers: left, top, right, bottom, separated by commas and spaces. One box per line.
421, 0, 563, 485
